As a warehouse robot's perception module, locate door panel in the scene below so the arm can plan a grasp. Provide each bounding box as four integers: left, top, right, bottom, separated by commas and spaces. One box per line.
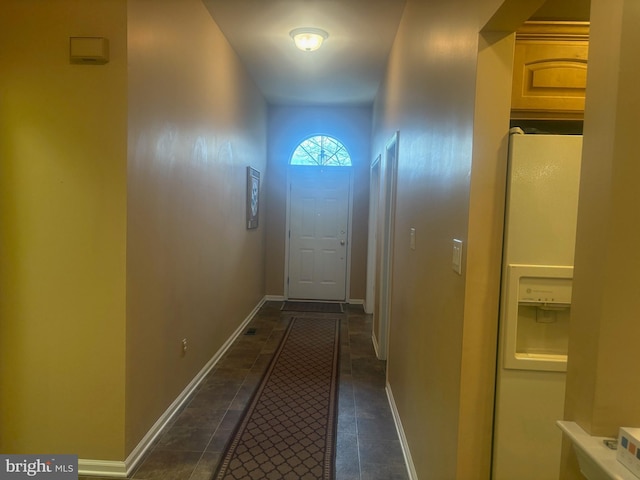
288, 168, 350, 301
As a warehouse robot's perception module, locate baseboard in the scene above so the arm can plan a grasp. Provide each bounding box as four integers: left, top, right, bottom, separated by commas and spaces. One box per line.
266, 295, 362, 305
264, 294, 285, 301
371, 333, 380, 359
78, 297, 267, 478
386, 382, 418, 480
78, 459, 127, 478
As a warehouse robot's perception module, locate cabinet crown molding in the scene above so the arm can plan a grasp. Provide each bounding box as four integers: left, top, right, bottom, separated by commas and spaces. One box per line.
517, 21, 590, 42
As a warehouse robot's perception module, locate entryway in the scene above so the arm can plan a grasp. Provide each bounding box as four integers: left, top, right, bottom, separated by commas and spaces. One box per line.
286, 166, 352, 301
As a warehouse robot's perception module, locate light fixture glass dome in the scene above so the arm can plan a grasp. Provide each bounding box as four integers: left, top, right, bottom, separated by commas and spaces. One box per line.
289, 28, 329, 52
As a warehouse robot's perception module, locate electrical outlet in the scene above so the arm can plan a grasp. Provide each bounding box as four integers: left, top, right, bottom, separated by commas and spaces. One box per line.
181, 338, 188, 355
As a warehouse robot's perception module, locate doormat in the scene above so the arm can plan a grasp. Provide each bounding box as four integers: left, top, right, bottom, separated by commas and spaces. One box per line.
280, 301, 344, 313
213, 317, 340, 480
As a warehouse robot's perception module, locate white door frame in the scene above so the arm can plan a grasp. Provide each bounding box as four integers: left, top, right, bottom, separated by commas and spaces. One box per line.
284, 166, 354, 301
365, 155, 381, 314
377, 131, 399, 360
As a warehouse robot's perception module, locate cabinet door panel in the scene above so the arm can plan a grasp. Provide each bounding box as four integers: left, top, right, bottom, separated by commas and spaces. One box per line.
511, 22, 589, 120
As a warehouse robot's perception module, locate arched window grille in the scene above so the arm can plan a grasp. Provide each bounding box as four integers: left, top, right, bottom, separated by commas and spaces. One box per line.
290, 135, 352, 166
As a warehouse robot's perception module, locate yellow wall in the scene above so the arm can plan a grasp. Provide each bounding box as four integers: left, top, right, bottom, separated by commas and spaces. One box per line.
265, 106, 371, 301
561, 0, 640, 476
375, 0, 640, 478
0, 0, 267, 462
372, 0, 501, 476
126, 0, 267, 454
0, 0, 128, 460
370, 0, 530, 478
458, 31, 515, 479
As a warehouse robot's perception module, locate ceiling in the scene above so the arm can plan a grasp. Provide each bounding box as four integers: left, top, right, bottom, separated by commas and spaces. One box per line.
202, 0, 407, 106
202, 0, 590, 107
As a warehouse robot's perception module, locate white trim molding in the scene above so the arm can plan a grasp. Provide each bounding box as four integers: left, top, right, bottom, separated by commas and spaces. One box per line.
371, 333, 380, 359
78, 459, 127, 478
78, 297, 267, 478
264, 294, 285, 302
265, 295, 363, 305
365, 154, 381, 315
386, 382, 417, 480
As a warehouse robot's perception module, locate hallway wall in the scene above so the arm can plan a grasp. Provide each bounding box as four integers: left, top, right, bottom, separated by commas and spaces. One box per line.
375, 0, 640, 478
126, 0, 267, 455
0, 0, 267, 463
371, 0, 506, 478
265, 106, 371, 302
0, 0, 128, 460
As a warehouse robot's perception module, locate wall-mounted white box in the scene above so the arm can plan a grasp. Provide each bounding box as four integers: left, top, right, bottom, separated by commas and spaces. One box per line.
70, 37, 109, 64
618, 427, 640, 478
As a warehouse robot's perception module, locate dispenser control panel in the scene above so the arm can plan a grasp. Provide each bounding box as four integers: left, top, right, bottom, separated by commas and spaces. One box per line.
518, 276, 572, 305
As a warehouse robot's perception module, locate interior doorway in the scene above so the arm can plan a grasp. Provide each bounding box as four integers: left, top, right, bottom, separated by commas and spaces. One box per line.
374, 132, 399, 360
365, 155, 381, 316
476, 3, 590, 479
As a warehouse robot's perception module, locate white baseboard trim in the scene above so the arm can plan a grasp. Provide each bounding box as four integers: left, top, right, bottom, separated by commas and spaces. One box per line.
266, 295, 364, 305
78, 459, 127, 478
264, 294, 285, 301
78, 297, 267, 478
266, 296, 364, 306
386, 382, 418, 480
371, 333, 380, 359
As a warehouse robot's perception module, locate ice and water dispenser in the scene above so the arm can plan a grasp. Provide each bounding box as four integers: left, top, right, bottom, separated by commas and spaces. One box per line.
502, 264, 573, 372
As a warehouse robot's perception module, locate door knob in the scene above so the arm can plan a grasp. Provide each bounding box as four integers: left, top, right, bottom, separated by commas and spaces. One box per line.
340, 240, 345, 246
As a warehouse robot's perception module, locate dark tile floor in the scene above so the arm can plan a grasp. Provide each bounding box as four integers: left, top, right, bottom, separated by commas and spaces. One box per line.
80, 301, 409, 480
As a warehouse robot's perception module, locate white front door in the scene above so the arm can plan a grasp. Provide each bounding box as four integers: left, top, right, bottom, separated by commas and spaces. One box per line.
287, 168, 351, 301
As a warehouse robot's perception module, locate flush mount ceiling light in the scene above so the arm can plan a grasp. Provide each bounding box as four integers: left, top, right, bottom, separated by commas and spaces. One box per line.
289, 27, 329, 52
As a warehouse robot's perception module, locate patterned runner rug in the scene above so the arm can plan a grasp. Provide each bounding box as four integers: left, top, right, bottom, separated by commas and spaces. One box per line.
213, 317, 340, 480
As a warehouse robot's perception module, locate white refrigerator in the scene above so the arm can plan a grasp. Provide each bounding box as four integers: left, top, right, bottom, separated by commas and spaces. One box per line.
492, 131, 582, 480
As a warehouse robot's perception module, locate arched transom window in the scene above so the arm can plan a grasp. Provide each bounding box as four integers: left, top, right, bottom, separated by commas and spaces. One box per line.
290, 135, 352, 166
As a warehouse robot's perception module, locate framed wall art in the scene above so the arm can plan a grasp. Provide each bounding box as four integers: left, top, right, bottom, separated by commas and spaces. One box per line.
246, 167, 260, 229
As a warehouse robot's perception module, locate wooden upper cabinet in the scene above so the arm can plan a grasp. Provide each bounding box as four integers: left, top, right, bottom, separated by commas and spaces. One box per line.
511, 21, 589, 120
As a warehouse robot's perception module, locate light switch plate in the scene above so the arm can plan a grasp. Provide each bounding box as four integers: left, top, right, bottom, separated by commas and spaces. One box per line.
410, 228, 416, 250
70, 37, 109, 64
452, 239, 463, 274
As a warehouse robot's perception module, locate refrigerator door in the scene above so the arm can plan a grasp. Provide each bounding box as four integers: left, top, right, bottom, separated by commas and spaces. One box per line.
493, 133, 582, 480
503, 134, 583, 267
